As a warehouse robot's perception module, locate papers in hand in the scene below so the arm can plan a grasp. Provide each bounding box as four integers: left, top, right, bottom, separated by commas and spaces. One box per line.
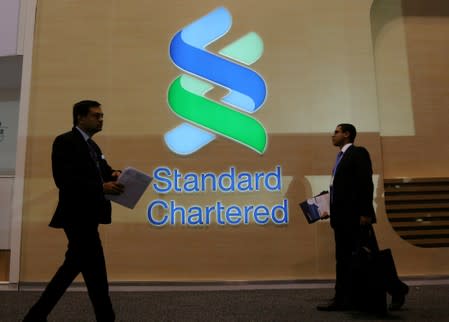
105, 167, 152, 209
299, 191, 330, 224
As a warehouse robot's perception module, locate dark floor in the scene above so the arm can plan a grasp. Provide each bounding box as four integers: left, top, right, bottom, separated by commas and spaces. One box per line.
1, 283, 449, 321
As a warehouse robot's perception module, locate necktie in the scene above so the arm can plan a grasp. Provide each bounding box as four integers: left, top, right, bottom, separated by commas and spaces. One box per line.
332, 151, 344, 176
87, 138, 103, 181
330, 151, 343, 203
87, 138, 97, 161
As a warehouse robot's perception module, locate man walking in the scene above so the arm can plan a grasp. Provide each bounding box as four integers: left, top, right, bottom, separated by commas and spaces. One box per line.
316, 123, 408, 312
24, 100, 124, 321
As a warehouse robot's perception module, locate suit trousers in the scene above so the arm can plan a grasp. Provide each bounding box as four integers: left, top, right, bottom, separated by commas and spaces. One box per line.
334, 225, 359, 303
25, 225, 115, 322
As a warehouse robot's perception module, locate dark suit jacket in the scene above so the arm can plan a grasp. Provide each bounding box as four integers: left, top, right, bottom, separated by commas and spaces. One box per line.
330, 145, 376, 230
49, 128, 115, 228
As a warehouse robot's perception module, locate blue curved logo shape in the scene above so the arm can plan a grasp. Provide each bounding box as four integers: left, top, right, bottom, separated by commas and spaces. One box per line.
166, 7, 268, 155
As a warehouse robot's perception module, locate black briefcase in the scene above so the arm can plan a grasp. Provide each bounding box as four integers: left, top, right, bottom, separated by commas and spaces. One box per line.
377, 248, 408, 296
350, 227, 387, 314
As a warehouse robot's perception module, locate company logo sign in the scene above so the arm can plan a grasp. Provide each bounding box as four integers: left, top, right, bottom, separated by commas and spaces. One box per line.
147, 166, 288, 227
165, 7, 268, 155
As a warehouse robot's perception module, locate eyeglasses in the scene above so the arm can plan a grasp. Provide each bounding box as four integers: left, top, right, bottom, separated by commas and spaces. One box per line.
88, 112, 104, 119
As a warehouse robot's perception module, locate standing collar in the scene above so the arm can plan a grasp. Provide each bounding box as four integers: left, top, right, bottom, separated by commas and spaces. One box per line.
340, 143, 353, 153
75, 126, 91, 141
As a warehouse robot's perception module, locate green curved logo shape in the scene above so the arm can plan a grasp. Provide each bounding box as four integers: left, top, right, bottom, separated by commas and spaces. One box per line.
168, 75, 267, 154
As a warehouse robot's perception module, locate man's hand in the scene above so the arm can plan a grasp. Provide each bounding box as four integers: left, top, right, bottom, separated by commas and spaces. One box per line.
103, 181, 124, 195
111, 170, 122, 179
320, 211, 330, 219
360, 215, 372, 226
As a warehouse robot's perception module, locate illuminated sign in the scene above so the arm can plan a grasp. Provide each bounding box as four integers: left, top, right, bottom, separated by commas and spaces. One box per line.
165, 7, 268, 155
146, 8, 286, 227
147, 166, 288, 226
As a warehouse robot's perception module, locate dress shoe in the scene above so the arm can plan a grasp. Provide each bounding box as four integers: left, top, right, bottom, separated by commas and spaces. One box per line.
22, 316, 47, 322
317, 300, 351, 311
23, 310, 48, 322
389, 284, 409, 311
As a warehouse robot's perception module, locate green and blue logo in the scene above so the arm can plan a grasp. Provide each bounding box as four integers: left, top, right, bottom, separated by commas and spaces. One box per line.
165, 7, 268, 155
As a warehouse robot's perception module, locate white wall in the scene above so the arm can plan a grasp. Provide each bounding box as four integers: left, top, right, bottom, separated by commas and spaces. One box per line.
0, 0, 24, 254
0, 95, 20, 173
0, 88, 20, 251
0, 0, 20, 56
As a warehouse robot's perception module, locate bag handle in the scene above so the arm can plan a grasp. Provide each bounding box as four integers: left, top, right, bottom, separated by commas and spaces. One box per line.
357, 224, 380, 253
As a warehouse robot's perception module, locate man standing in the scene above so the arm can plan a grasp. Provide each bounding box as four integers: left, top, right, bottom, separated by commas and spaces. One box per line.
24, 100, 124, 321
316, 123, 408, 312
316, 123, 376, 311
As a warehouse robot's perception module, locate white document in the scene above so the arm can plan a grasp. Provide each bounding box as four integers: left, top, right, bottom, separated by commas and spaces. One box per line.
313, 192, 330, 218
105, 167, 152, 209
299, 192, 330, 223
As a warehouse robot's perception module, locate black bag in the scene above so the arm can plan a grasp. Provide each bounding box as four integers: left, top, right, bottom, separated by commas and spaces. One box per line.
350, 226, 387, 314
377, 248, 409, 297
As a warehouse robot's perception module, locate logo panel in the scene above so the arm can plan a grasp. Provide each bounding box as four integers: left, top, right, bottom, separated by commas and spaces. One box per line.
165, 7, 268, 155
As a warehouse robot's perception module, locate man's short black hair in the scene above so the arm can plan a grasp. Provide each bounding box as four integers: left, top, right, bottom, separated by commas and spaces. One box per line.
73, 100, 101, 126
338, 123, 357, 143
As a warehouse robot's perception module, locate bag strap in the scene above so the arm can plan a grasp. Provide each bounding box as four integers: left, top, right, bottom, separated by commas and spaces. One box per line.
358, 224, 380, 253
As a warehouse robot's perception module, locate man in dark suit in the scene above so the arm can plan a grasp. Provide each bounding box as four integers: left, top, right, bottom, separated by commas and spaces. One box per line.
317, 123, 407, 312
24, 100, 124, 322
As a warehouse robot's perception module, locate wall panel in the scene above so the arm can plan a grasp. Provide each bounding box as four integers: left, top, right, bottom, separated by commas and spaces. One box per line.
19, 0, 449, 282
373, 0, 449, 177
